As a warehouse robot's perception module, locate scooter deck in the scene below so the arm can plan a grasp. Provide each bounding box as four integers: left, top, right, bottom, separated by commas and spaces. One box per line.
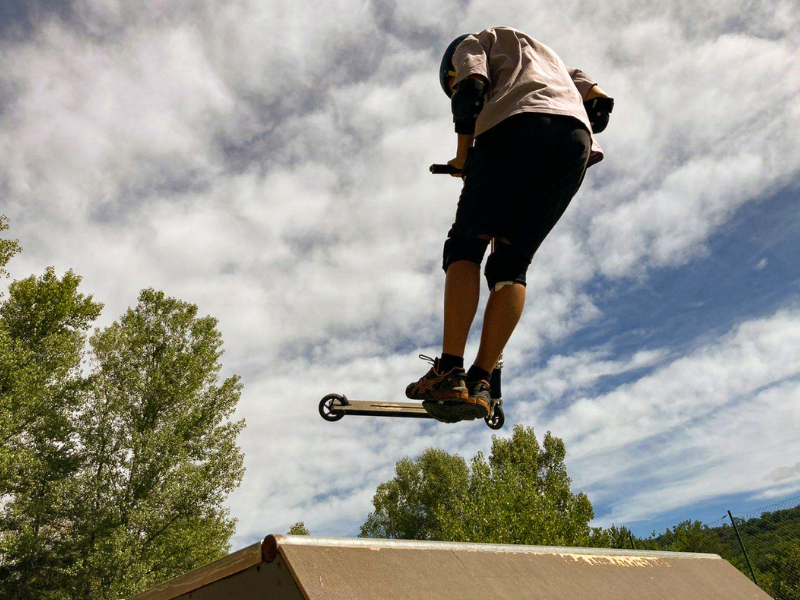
332, 399, 432, 419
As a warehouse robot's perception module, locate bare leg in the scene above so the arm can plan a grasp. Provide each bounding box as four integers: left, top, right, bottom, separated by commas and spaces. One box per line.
442, 260, 481, 358
473, 282, 526, 373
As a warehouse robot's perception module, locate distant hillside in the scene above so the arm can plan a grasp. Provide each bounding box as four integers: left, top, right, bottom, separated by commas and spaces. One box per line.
633, 504, 800, 600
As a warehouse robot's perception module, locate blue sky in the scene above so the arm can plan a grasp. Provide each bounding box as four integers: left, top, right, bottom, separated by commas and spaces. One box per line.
1, 0, 799, 547
560, 187, 800, 354
580, 186, 800, 535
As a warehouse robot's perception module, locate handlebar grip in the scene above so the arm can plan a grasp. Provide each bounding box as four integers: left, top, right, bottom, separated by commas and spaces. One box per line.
430, 164, 462, 175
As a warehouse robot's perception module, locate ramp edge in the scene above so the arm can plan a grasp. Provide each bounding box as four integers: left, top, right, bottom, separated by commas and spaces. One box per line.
271, 534, 722, 561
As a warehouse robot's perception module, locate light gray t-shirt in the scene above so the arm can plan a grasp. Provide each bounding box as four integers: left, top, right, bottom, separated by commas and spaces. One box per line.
453, 27, 604, 166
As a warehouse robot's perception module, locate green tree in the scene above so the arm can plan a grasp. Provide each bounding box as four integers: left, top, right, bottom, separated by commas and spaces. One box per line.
361, 447, 470, 540
0, 215, 21, 282
361, 425, 598, 546
639, 520, 727, 555
0, 268, 103, 600
762, 541, 800, 600
288, 522, 310, 535
68, 289, 246, 599
0, 219, 246, 598
590, 524, 638, 550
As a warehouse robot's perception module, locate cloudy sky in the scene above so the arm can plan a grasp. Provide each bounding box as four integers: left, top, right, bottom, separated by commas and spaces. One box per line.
1, 0, 799, 545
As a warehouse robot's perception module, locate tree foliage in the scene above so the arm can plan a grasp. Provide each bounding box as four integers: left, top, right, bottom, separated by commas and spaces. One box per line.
634, 520, 726, 555
634, 506, 800, 600
0, 215, 21, 282
761, 541, 800, 600
0, 221, 246, 600
0, 268, 103, 600
361, 425, 600, 546
68, 289, 246, 598
288, 522, 310, 536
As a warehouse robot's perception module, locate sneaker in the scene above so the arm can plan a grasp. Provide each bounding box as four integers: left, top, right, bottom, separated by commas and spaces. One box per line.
408, 357, 492, 423
466, 379, 492, 416
423, 379, 491, 422
405, 355, 468, 401
422, 401, 464, 423
422, 396, 489, 422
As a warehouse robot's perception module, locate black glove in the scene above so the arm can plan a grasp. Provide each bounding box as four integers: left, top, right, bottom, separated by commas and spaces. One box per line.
584, 97, 614, 133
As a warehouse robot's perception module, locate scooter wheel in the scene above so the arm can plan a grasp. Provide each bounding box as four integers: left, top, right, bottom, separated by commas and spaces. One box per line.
485, 404, 505, 430
319, 394, 348, 422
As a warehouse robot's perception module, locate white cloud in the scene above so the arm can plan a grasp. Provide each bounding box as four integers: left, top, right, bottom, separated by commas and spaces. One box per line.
507, 347, 668, 407
519, 309, 800, 524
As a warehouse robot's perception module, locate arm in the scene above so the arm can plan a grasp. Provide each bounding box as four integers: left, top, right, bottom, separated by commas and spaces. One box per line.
452, 35, 491, 87
447, 35, 491, 174
567, 67, 614, 133
567, 67, 599, 100
450, 37, 490, 136
448, 75, 485, 176
448, 133, 475, 174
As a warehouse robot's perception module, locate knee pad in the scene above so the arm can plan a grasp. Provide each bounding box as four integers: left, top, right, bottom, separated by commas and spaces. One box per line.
442, 235, 490, 272
484, 243, 531, 291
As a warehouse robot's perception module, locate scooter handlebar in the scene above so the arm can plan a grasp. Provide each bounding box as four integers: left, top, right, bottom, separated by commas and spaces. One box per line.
429, 163, 462, 175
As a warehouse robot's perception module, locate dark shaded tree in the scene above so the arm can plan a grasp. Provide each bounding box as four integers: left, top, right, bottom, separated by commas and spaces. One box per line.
632, 505, 800, 599
762, 541, 800, 600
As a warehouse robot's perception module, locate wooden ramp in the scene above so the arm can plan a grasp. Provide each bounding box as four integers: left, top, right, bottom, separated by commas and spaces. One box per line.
129, 534, 772, 600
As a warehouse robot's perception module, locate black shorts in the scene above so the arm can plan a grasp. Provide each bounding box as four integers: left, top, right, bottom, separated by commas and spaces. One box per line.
448, 112, 591, 260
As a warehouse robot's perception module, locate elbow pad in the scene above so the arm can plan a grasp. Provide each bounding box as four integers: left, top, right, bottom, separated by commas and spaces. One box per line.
584, 97, 614, 133
451, 78, 487, 135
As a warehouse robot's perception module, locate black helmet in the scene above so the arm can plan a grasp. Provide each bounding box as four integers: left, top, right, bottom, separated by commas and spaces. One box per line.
439, 34, 472, 98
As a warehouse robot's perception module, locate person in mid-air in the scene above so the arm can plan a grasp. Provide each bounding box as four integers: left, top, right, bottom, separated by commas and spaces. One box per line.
406, 26, 614, 423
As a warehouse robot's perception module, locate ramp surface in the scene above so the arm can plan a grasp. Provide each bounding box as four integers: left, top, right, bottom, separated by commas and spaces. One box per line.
131, 534, 772, 600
